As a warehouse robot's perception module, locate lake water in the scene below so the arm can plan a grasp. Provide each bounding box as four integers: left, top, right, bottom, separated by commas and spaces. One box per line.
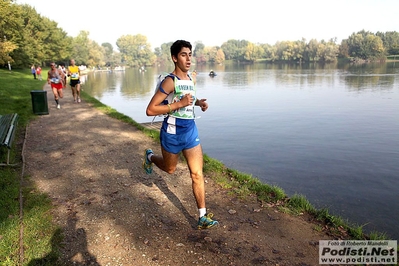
82, 62, 399, 240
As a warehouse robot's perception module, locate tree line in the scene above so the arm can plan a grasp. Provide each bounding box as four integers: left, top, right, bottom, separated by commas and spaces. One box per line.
1, 0, 399, 69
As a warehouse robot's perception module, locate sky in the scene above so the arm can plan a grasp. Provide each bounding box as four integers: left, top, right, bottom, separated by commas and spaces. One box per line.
16, 0, 399, 50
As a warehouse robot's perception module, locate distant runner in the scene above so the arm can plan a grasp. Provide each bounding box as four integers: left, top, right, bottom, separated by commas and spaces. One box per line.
68, 59, 81, 103
47, 62, 65, 109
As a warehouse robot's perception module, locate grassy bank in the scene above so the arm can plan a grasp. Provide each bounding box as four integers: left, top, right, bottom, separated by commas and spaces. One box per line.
0, 68, 61, 265
0, 69, 393, 265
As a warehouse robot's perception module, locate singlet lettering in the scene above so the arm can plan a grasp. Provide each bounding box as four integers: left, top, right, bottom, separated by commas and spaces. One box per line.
167, 77, 196, 119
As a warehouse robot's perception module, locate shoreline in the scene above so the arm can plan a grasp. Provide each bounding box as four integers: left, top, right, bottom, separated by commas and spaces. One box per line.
79, 89, 392, 242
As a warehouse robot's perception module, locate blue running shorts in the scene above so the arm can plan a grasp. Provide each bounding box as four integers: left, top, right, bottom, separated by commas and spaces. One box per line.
160, 125, 200, 154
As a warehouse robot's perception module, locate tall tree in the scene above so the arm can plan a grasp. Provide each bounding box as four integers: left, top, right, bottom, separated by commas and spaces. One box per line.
6, 4, 70, 67
154, 42, 173, 66
102, 42, 114, 66
87, 41, 105, 67
338, 39, 349, 58
215, 48, 225, 64
193, 42, 205, 57
221, 39, 249, 61
0, 0, 21, 65
260, 43, 276, 61
244, 42, 263, 62
376, 31, 399, 55
116, 34, 155, 67
346, 30, 385, 60
305, 39, 320, 61
318, 40, 339, 62
70, 31, 91, 65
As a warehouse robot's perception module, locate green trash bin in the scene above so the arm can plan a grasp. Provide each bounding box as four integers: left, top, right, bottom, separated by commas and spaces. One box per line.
30, 90, 49, 115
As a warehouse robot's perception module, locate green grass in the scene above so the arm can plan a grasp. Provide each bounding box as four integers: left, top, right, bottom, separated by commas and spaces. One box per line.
0, 68, 395, 265
0, 68, 60, 265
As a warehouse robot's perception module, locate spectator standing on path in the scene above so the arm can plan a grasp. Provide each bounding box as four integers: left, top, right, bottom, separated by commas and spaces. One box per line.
68, 59, 81, 103
47, 62, 65, 109
143, 40, 218, 230
31, 64, 36, 79
36, 65, 42, 80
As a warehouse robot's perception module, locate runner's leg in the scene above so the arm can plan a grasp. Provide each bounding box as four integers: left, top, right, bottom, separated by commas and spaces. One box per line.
71, 85, 77, 102
182, 144, 205, 209
58, 88, 63, 98
52, 87, 59, 102
76, 83, 81, 102
150, 147, 179, 174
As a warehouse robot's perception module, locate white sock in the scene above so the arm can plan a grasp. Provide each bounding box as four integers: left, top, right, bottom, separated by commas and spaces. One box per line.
147, 153, 153, 162
199, 208, 206, 218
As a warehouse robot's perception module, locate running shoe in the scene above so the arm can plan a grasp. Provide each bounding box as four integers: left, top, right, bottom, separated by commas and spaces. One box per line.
57, 104, 60, 109
197, 213, 219, 229
77, 97, 81, 103
143, 149, 153, 174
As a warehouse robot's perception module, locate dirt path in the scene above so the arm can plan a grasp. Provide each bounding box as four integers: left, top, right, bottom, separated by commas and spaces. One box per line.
23, 84, 334, 265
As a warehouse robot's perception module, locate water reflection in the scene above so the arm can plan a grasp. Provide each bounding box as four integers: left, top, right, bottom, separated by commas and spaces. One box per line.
85, 68, 158, 98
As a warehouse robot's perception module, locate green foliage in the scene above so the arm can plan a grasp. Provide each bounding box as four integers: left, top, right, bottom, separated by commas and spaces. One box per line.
193, 42, 205, 57
0, 3, 72, 68
116, 34, 156, 67
102, 42, 116, 66
154, 42, 173, 66
221, 39, 249, 61
376, 31, 399, 55
270, 38, 339, 63
288, 194, 316, 214
71, 30, 91, 65
344, 30, 386, 60
0, 0, 23, 65
244, 42, 264, 62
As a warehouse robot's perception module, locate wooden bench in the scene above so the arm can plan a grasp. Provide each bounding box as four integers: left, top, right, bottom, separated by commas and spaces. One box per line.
0, 113, 19, 165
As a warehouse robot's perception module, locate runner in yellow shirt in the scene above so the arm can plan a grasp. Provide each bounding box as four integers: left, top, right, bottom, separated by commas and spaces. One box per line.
67, 59, 81, 103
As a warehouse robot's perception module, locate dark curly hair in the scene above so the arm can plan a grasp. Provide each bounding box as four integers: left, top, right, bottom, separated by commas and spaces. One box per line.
170, 40, 192, 58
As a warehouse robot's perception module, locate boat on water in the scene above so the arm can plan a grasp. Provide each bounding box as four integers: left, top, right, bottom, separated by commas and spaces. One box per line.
113, 66, 125, 72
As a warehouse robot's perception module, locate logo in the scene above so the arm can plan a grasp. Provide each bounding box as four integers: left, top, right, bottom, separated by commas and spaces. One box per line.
319, 240, 397, 264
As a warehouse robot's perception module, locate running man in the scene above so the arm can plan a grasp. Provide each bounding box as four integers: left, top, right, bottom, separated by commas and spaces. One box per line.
67, 59, 81, 103
143, 40, 218, 230
47, 62, 65, 109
